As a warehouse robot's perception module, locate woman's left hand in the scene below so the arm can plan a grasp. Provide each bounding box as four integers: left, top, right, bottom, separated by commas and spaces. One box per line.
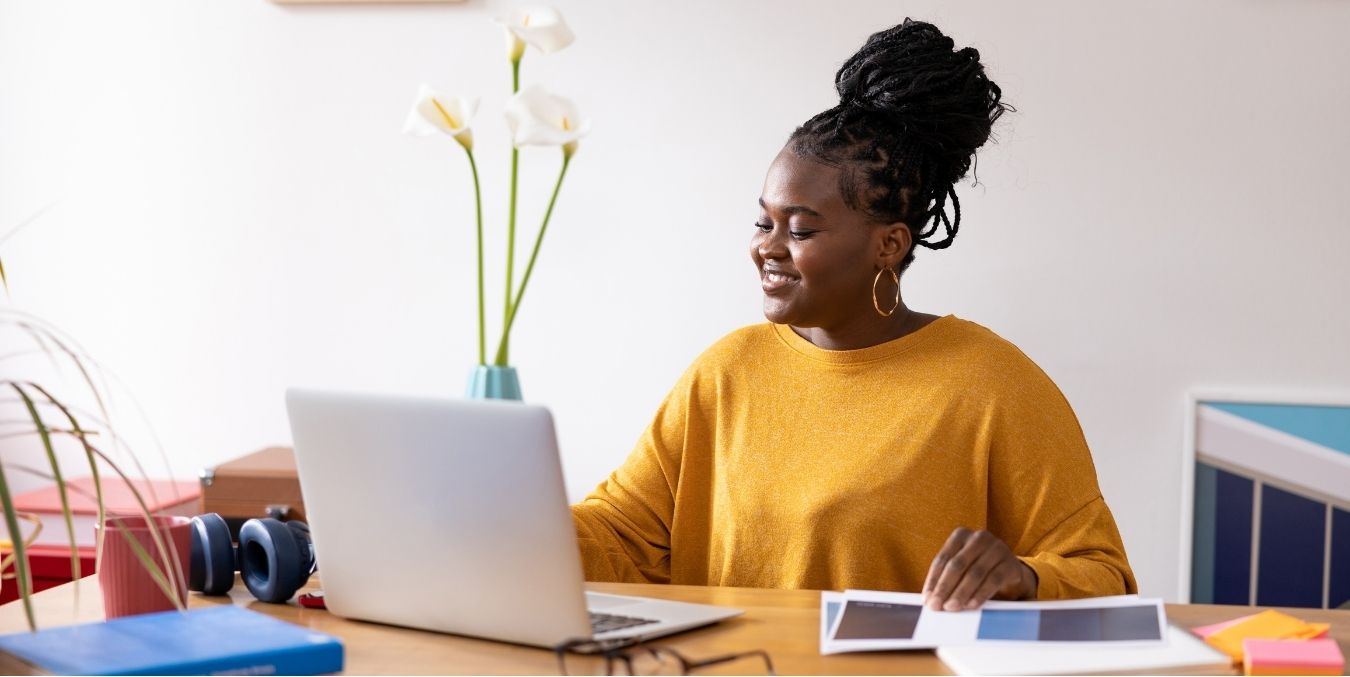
921, 527, 1038, 611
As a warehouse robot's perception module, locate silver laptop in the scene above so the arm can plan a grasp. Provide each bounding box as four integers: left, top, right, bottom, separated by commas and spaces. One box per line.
284, 388, 742, 648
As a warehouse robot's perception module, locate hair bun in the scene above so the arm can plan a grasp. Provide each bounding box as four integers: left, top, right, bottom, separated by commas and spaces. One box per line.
835, 18, 1004, 171
788, 18, 1011, 269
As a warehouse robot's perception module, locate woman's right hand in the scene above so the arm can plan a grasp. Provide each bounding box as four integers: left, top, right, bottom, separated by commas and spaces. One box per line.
921, 527, 1037, 611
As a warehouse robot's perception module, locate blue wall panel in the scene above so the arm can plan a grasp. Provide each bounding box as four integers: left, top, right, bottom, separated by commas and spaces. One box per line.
1191, 463, 1218, 603
1257, 484, 1325, 608
1207, 403, 1350, 457
1332, 507, 1350, 609
1211, 467, 1254, 605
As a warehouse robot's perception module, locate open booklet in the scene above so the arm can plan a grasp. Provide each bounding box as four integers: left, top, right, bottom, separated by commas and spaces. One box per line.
820, 589, 1168, 655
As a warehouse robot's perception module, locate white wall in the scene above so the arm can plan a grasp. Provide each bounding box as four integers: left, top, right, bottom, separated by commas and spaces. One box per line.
2, 0, 1348, 601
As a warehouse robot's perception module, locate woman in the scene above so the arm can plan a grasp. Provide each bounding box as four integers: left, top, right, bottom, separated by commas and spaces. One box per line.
572, 19, 1136, 611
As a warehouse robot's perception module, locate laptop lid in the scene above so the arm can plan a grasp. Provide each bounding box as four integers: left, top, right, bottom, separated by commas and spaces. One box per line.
285, 389, 593, 647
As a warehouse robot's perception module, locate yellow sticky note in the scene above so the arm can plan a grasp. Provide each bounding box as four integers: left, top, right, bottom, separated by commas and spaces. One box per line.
1206, 610, 1325, 662
1291, 623, 1330, 640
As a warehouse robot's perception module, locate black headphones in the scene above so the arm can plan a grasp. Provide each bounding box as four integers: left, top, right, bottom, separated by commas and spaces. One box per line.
188, 513, 316, 603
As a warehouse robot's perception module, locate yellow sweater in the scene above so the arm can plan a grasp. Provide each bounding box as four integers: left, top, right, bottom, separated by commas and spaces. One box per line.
571, 316, 1136, 598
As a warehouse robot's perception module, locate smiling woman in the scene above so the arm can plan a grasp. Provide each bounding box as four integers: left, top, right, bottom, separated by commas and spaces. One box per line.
569, 18, 1136, 609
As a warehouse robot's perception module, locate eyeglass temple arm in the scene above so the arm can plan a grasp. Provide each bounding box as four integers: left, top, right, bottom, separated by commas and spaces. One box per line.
679, 649, 776, 675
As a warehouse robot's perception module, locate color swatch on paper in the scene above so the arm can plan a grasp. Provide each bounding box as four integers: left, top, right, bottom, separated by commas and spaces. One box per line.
831, 601, 922, 640
977, 605, 1162, 642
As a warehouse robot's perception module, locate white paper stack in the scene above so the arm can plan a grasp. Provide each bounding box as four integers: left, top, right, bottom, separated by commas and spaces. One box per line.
819, 589, 1232, 675
936, 626, 1233, 676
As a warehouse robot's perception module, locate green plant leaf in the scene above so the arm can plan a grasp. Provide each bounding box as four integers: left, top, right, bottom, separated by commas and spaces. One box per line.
4, 313, 181, 507
29, 383, 100, 606
0, 438, 36, 629
2, 314, 113, 447
0, 313, 182, 603
9, 384, 80, 607
15, 321, 109, 426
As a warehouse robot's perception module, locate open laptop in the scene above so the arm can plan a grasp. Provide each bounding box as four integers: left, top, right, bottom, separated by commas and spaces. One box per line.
284, 388, 742, 648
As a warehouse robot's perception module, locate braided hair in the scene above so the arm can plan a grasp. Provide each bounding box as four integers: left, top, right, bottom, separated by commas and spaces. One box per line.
790, 18, 1010, 272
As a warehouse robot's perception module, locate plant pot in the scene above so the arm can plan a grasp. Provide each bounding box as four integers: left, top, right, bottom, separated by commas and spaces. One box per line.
466, 365, 522, 401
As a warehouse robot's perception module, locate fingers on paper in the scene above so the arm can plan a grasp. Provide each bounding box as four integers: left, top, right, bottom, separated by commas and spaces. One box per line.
928, 528, 1026, 611
927, 528, 990, 610
922, 527, 970, 603
969, 555, 1022, 609
948, 545, 1007, 610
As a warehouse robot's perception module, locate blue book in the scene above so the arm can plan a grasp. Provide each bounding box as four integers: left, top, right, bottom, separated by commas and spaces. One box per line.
0, 606, 343, 675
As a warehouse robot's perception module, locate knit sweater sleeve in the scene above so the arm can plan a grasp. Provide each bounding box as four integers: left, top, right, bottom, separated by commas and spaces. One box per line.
570, 366, 699, 584
984, 353, 1138, 599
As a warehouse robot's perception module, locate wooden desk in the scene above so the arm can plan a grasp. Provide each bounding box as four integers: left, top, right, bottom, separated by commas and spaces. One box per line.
1, 576, 1347, 675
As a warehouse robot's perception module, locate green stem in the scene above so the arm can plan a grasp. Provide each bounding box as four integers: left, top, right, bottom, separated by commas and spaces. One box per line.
1, 385, 37, 629
502, 59, 522, 366
494, 154, 571, 366
466, 150, 485, 366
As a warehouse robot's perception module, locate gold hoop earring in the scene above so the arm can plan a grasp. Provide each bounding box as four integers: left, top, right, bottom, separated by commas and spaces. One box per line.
872, 267, 900, 317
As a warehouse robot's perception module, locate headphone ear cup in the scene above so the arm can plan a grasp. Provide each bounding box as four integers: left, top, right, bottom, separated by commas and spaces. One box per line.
238, 518, 307, 603
285, 520, 316, 575
189, 513, 236, 596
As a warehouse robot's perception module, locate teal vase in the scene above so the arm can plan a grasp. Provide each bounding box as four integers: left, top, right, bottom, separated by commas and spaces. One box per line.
466, 365, 522, 401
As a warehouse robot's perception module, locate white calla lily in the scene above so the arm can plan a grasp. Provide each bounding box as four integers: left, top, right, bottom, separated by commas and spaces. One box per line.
504, 85, 590, 157
494, 7, 574, 62
403, 84, 479, 151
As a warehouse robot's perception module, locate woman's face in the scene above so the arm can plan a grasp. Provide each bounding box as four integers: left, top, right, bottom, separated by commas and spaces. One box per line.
751, 146, 909, 330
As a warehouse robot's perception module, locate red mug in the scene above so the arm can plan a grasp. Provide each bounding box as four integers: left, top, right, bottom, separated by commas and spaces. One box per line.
96, 515, 191, 619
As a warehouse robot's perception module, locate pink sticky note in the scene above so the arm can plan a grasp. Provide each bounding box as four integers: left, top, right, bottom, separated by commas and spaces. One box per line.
1243, 638, 1344, 673
1191, 614, 1255, 639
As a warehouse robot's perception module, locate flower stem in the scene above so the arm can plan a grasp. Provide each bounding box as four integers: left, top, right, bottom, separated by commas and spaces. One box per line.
465, 149, 485, 366
502, 59, 522, 366
493, 154, 571, 367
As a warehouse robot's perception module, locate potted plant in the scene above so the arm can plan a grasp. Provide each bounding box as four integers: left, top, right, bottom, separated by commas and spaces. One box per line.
0, 211, 187, 629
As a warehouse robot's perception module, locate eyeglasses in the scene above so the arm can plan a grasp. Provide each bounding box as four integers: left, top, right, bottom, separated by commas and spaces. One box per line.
554, 637, 776, 676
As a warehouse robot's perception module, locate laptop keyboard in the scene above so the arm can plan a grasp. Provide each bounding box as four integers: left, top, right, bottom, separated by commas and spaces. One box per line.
590, 611, 659, 634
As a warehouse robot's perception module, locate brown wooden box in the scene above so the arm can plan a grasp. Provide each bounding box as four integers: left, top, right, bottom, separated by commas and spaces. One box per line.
199, 446, 306, 524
